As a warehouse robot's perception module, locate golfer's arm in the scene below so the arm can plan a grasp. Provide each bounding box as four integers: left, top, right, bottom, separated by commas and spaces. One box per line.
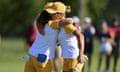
62, 23, 85, 55
73, 29, 84, 56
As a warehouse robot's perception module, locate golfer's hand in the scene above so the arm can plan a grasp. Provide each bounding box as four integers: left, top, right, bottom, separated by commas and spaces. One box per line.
79, 55, 88, 63
59, 18, 73, 26
65, 18, 73, 24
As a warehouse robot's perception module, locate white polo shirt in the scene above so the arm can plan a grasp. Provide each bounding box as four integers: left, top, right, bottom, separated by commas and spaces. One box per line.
29, 21, 59, 59
58, 24, 79, 58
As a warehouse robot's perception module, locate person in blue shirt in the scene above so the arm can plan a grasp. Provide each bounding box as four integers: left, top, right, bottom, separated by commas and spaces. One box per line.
83, 17, 96, 72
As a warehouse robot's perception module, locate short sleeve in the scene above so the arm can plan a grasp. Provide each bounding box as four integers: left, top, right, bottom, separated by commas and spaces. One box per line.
48, 20, 59, 30
63, 24, 76, 34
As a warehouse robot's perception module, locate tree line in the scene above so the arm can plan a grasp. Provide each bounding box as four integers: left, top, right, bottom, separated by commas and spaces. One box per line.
0, 0, 120, 37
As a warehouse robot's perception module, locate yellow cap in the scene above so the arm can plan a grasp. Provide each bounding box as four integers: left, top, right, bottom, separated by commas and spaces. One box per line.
44, 2, 66, 13
44, 2, 54, 9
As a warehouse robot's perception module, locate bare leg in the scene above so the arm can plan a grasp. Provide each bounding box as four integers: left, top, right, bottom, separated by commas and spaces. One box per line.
53, 46, 63, 72
53, 57, 63, 72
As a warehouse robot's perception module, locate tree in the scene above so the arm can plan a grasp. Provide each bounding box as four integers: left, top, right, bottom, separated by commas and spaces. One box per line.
0, 0, 47, 37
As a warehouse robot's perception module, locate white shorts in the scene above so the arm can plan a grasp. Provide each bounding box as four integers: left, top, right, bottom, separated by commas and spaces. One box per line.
99, 42, 112, 52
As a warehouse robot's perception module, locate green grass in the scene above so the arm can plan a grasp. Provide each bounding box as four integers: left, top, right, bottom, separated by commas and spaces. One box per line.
0, 38, 26, 72
0, 38, 120, 72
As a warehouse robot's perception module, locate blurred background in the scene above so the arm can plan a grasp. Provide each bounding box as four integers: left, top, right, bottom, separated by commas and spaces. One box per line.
0, 0, 120, 72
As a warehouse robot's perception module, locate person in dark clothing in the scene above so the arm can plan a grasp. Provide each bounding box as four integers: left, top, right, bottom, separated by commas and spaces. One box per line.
83, 17, 96, 72
96, 20, 112, 72
109, 17, 120, 72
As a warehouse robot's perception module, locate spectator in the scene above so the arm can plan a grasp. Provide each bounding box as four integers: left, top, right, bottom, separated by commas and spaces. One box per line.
83, 17, 96, 72
25, 21, 37, 50
96, 20, 112, 72
109, 16, 120, 72
72, 16, 82, 32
